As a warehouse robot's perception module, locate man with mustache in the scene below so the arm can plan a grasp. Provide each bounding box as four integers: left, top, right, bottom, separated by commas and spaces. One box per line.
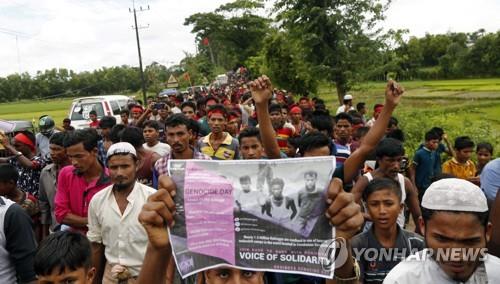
87, 142, 155, 284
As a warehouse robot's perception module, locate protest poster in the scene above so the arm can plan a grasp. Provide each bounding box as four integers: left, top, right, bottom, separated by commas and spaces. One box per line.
167, 157, 337, 279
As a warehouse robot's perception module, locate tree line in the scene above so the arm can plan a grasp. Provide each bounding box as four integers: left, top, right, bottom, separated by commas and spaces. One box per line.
0, 0, 499, 103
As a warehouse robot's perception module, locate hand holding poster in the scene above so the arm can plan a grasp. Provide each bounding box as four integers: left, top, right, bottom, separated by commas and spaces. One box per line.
168, 157, 337, 279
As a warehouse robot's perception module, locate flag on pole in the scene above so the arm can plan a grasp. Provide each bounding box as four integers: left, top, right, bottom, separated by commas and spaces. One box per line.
202, 37, 209, 46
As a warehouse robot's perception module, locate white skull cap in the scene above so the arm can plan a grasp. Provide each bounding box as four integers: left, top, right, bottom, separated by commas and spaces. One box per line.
422, 178, 488, 212
107, 142, 137, 159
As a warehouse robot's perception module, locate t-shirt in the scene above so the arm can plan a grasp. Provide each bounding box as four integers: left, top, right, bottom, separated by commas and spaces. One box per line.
276, 127, 294, 153
412, 147, 441, 191
351, 226, 425, 284
442, 158, 476, 180
143, 142, 171, 157
197, 132, 239, 160
333, 140, 351, 167
235, 190, 265, 213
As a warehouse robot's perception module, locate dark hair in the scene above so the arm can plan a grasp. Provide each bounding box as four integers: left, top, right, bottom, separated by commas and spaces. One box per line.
110, 124, 126, 144
238, 127, 261, 144
353, 127, 370, 140
304, 171, 318, 178
187, 119, 200, 136
0, 164, 19, 183
270, 178, 285, 188
143, 120, 160, 131
239, 175, 251, 183
268, 103, 282, 114
425, 130, 440, 141
298, 132, 332, 156
63, 129, 98, 151
362, 178, 402, 202
430, 127, 444, 137
388, 116, 398, 128
335, 112, 353, 124
386, 129, 405, 143
120, 109, 130, 116
299, 97, 309, 102
49, 132, 66, 147
430, 173, 457, 183
376, 138, 405, 159
181, 101, 197, 112
356, 102, 366, 112
421, 208, 489, 228
34, 231, 92, 276
89, 110, 97, 116
99, 116, 116, 129
165, 113, 191, 129
454, 136, 475, 151
477, 142, 493, 155
373, 103, 384, 111
120, 127, 145, 148
205, 95, 219, 105
310, 115, 333, 138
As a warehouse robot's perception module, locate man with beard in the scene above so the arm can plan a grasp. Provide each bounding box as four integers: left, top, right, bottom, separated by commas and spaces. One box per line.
55, 129, 111, 233
385, 178, 500, 283
87, 142, 155, 284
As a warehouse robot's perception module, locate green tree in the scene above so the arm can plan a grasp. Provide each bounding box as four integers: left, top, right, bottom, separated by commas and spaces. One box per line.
273, 0, 389, 103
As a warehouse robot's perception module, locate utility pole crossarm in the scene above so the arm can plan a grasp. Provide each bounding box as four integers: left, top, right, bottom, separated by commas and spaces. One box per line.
129, 1, 150, 105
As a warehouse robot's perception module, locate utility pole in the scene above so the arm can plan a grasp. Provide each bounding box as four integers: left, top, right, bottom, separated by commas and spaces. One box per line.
129, 0, 149, 105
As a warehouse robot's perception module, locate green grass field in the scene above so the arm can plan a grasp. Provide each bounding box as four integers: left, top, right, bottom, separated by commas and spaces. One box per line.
1, 79, 499, 157
318, 78, 500, 157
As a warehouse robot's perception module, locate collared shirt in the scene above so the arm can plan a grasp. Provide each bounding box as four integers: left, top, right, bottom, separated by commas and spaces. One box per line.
442, 158, 476, 180
384, 249, 500, 283
39, 163, 60, 230
197, 132, 239, 160
154, 149, 211, 177
54, 165, 111, 233
87, 182, 156, 276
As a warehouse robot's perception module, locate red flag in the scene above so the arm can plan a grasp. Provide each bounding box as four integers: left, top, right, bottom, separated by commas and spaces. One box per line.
183, 72, 191, 82
202, 37, 209, 46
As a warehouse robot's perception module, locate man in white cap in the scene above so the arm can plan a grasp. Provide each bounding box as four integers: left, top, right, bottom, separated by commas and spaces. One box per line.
87, 142, 156, 284
336, 94, 355, 115
384, 178, 500, 283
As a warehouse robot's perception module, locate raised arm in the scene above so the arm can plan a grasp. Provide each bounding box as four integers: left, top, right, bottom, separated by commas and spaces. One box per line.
249, 75, 281, 159
343, 81, 403, 183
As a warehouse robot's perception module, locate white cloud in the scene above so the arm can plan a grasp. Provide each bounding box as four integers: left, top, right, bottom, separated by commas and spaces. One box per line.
1, 0, 499, 77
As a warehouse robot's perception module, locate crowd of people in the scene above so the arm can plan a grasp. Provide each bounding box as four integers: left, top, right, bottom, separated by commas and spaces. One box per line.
0, 72, 499, 284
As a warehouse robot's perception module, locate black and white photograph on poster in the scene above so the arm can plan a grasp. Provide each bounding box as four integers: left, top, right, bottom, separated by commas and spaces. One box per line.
167, 157, 337, 279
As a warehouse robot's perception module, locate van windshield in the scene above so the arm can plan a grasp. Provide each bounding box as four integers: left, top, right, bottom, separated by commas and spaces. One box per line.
71, 102, 104, 120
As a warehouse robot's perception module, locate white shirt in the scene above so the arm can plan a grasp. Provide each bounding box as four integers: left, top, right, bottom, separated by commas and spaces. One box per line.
336, 105, 355, 115
384, 249, 500, 284
143, 142, 171, 157
87, 182, 156, 276
366, 117, 376, 127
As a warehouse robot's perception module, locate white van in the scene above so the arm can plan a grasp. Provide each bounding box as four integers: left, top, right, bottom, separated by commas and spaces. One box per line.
68, 95, 134, 129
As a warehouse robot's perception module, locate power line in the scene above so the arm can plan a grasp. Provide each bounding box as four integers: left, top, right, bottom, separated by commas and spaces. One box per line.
129, 0, 150, 104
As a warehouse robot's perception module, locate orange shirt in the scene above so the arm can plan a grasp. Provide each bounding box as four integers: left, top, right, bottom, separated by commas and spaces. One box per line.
442, 158, 476, 179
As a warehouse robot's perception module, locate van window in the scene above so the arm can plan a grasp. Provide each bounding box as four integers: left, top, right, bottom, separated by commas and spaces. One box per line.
71, 102, 105, 120
110, 101, 121, 115
118, 100, 129, 110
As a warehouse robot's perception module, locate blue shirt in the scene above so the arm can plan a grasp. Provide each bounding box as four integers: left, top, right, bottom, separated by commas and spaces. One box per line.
480, 158, 500, 201
412, 147, 441, 190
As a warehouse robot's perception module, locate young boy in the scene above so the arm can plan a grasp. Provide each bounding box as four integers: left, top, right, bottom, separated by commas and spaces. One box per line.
352, 178, 425, 284
35, 231, 96, 284
442, 136, 476, 180
409, 130, 441, 202
0, 164, 40, 221
142, 120, 171, 156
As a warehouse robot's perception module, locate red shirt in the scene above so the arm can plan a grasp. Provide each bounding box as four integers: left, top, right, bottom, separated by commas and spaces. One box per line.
54, 165, 111, 233
89, 120, 100, 128
276, 127, 294, 153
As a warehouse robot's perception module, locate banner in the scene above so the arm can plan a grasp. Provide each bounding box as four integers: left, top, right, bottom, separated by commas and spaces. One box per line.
168, 157, 336, 279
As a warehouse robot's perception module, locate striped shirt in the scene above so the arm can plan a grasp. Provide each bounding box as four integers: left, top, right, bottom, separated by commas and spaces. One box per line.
197, 132, 239, 160
333, 140, 351, 167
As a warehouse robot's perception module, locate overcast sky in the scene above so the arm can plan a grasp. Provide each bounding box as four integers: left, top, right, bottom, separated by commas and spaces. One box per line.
1, 0, 499, 77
